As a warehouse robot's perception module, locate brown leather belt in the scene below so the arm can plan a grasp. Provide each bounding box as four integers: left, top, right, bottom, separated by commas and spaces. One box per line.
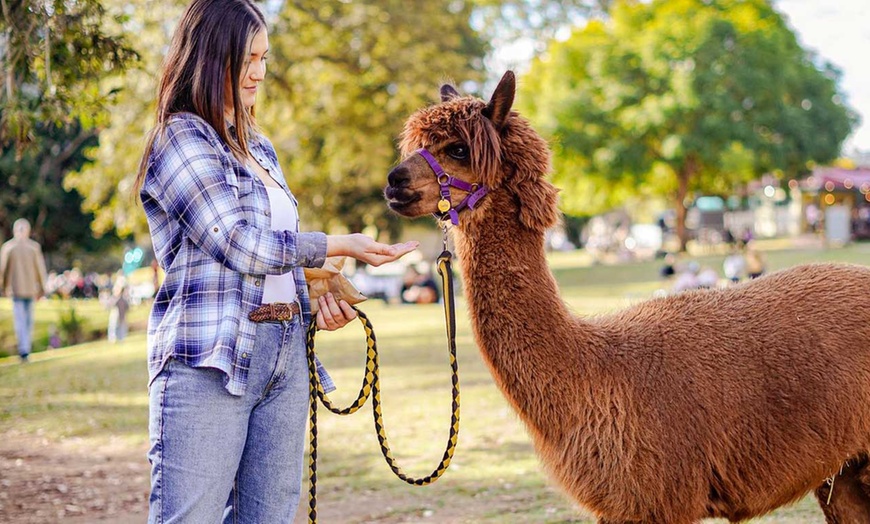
248, 302, 300, 322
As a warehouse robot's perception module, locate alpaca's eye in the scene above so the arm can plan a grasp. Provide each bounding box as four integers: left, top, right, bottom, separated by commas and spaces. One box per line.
446, 144, 469, 161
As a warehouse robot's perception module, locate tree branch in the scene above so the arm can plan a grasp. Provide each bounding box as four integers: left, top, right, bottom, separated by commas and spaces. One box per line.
38, 127, 99, 181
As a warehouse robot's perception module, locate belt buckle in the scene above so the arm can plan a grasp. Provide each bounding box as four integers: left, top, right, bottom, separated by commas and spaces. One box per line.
275, 303, 292, 321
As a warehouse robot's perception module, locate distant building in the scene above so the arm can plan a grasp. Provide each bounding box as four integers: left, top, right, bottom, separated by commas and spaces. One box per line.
800, 166, 870, 242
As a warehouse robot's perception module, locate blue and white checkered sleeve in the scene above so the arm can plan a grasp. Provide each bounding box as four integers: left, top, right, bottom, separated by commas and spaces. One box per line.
145, 120, 326, 274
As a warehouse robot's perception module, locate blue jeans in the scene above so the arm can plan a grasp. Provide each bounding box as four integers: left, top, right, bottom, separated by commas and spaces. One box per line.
12, 298, 35, 357
147, 318, 309, 523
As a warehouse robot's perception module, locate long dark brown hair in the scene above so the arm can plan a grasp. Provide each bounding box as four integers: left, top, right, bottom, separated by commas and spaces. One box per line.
133, 0, 266, 197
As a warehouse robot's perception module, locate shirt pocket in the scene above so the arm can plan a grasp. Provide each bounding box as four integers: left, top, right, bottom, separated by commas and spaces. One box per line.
237, 175, 255, 197
234, 171, 261, 225
224, 165, 255, 198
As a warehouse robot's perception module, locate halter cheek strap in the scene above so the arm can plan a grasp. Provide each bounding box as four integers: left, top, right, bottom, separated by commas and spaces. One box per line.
416, 148, 489, 226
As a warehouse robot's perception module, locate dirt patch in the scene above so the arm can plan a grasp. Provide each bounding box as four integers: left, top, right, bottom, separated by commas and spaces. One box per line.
0, 432, 540, 524
0, 433, 149, 523
0, 433, 462, 524
0, 431, 825, 523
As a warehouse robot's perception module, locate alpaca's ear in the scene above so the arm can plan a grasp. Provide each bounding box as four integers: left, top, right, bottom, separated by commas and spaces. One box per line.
441, 84, 461, 102
483, 71, 515, 130
510, 177, 560, 232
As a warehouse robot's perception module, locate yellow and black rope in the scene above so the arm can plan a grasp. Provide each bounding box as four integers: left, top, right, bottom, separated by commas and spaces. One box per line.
306, 251, 460, 523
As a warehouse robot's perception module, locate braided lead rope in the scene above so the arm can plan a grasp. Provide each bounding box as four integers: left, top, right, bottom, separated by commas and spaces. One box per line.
306, 251, 460, 523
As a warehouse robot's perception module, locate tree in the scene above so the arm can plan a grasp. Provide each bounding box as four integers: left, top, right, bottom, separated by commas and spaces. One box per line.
0, 0, 137, 252
0, 0, 136, 150
65, 0, 186, 239
0, 120, 122, 266
518, 0, 857, 250
71, 1, 619, 240
69, 0, 487, 240
472, 0, 610, 42
258, 0, 488, 236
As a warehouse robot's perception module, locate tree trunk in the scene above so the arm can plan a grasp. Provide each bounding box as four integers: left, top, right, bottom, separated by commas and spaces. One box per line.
674, 156, 697, 252
2, 3, 14, 102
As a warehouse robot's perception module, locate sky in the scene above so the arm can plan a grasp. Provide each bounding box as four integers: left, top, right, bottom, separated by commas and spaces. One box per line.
775, 0, 870, 154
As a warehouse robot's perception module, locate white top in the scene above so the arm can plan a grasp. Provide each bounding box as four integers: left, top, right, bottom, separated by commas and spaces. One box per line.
261, 185, 298, 304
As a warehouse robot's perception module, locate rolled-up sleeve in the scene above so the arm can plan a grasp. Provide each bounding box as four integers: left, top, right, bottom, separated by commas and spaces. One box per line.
144, 120, 326, 274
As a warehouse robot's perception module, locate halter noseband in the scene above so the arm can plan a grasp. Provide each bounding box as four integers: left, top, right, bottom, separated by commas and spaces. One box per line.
416, 148, 489, 226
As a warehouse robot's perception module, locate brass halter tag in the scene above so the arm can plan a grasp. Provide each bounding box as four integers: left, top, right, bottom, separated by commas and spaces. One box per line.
437, 199, 451, 213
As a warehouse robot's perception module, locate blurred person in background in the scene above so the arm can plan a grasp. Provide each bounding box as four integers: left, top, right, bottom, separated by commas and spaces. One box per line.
401, 263, 440, 304
723, 248, 746, 284
0, 218, 47, 362
745, 244, 767, 279
659, 252, 677, 279
104, 275, 130, 343
696, 265, 720, 289
672, 261, 701, 293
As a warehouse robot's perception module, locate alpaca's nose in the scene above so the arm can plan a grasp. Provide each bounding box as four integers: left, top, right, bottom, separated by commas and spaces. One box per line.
387, 166, 411, 188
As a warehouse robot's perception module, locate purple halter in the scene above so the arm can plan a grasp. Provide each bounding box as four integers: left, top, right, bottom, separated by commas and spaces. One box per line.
416, 148, 489, 226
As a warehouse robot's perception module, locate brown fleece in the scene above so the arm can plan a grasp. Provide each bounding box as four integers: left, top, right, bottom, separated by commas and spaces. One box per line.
386, 71, 870, 524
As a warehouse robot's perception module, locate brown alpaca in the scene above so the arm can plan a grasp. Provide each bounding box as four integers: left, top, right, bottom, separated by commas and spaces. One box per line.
384, 71, 870, 523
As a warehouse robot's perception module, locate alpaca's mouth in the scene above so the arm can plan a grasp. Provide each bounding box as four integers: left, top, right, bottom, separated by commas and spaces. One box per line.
384, 187, 421, 214
386, 197, 421, 214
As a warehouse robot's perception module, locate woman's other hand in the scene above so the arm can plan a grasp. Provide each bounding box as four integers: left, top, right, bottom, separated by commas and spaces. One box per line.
326, 234, 419, 267
315, 292, 358, 331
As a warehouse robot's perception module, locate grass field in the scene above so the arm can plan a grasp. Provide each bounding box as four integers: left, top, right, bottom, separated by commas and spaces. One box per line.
0, 297, 151, 358
2, 239, 867, 523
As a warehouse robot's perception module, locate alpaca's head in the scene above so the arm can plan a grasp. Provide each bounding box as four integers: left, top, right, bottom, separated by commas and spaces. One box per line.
384, 71, 559, 232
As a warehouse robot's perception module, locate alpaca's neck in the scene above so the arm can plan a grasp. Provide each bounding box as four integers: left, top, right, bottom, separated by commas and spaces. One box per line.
454, 191, 601, 442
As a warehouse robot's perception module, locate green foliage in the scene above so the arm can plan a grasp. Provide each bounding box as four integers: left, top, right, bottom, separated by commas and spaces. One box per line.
0, 0, 137, 261
519, 0, 857, 248
258, 0, 488, 234
472, 0, 608, 42
0, 0, 137, 151
68, 0, 490, 239
0, 119, 123, 263
65, 0, 187, 239
6, 0, 610, 244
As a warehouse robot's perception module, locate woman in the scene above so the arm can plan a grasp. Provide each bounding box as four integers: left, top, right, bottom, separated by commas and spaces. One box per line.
134, 1, 417, 521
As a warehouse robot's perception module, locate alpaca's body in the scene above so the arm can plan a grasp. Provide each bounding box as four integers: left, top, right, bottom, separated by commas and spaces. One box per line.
458, 191, 870, 522
385, 71, 870, 522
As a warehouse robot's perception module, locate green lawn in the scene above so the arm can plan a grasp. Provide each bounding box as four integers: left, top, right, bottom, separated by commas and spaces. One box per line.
0, 297, 151, 358
3, 241, 865, 522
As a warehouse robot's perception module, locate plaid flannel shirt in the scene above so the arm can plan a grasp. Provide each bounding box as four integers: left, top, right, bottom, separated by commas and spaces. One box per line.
142, 112, 333, 396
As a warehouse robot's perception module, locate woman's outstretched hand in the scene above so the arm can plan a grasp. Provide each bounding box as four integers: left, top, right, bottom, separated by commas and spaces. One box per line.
318, 234, 418, 331
326, 234, 419, 267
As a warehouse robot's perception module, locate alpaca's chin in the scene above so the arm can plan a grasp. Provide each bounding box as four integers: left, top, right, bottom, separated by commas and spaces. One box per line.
387, 200, 429, 218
